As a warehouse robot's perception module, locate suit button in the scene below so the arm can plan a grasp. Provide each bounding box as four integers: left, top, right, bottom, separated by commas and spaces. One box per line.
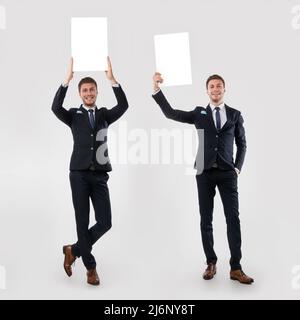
91, 134, 94, 137
216, 135, 218, 138
214, 147, 218, 151
91, 147, 94, 150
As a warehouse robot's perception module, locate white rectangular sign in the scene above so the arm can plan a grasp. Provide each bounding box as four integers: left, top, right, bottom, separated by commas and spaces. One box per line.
71, 17, 108, 71
154, 32, 192, 86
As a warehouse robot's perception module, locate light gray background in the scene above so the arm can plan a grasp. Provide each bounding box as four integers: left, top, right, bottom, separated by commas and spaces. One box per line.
0, 0, 299, 299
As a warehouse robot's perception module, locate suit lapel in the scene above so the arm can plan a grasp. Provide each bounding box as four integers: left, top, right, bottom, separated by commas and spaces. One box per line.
220, 104, 231, 132
95, 107, 101, 129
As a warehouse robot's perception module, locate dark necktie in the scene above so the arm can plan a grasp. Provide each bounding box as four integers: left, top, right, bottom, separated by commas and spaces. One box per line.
215, 107, 221, 131
88, 109, 95, 129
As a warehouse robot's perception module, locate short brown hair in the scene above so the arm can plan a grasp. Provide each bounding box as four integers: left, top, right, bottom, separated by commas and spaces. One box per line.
78, 77, 98, 91
206, 74, 225, 89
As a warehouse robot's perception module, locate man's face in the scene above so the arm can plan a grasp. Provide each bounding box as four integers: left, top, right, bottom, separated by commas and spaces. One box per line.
207, 79, 225, 105
79, 83, 98, 107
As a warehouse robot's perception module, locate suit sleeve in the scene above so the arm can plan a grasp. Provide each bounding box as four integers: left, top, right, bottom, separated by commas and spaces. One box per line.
234, 112, 247, 171
51, 85, 72, 127
104, 85, 129, 125
152, 90, 195, 124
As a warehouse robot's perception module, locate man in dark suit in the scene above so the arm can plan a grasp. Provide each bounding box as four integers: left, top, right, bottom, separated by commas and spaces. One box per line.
152, 72, 253, 284
52, 57, 128, 286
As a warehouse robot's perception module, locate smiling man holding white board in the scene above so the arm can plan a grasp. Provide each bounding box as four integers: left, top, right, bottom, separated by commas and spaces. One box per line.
51, 17, 129, 286
152, 34, 253, 284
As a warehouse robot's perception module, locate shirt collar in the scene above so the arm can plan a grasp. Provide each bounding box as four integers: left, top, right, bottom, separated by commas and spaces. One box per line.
209, 102, 225, 111
82, 105, 96, 112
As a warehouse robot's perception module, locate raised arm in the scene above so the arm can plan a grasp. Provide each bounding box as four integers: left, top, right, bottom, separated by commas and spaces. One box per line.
51, 58, 74, 127
151, 72, 195, 124
103, 56, 129, 125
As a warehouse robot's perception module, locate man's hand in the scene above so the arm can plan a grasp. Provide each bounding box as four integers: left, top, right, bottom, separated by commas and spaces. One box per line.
153, 72, 163, 92
63, 57, 74, 86
105, 56, 118, 85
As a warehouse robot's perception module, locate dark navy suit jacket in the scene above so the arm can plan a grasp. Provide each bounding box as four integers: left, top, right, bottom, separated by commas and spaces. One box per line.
52, 85, 128, 172
152, 90, 246, 172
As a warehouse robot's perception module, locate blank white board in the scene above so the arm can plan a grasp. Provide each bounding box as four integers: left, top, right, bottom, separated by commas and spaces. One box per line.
71, 17, 108, 71
154, 32, 192, 86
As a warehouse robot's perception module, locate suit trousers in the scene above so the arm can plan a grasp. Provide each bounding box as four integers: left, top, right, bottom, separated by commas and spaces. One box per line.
69, 170, 112, 270
196, 168, 242, 270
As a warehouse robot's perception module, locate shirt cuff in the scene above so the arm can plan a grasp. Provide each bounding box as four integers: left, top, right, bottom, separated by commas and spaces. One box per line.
62, 83, 68, 88
153, 89, 161, 95
112, 83, 120, 88
234, 167, 240, 174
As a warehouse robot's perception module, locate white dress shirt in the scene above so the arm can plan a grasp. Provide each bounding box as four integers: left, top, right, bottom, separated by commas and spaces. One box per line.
82, 105, 96, 112
209, 102, 227, 129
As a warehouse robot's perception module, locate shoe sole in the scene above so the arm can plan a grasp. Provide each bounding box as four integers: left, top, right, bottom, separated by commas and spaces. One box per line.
203, 271, 216, 280
87, 281, 100, 286
230, 276, 253, 284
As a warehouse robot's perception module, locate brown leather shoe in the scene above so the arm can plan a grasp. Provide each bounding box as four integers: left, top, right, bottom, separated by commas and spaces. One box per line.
230, 269, 254, 284
62, 245, 76, 277
87, 268, 100, 286
203, 263, 216, 280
